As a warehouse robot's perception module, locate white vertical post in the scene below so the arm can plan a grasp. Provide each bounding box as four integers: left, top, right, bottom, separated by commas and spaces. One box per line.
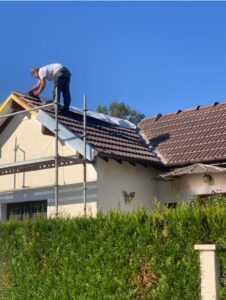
83, 94, 87, 216
194, 244, 219, 300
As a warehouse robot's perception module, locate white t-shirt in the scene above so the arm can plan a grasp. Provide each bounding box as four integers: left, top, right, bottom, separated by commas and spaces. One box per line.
39, 64, 63, 81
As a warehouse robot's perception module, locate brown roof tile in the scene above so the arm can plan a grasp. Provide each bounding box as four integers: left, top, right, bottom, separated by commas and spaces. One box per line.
12, 93, 160, 165
139, 101, 226, 167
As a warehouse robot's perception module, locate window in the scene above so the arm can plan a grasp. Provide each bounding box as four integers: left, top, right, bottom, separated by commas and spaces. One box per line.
7, 200, 47, 221
165, 202, 177, 209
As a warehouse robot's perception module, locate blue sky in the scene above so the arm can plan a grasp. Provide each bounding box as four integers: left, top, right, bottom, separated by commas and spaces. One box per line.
1, 2, 226, 117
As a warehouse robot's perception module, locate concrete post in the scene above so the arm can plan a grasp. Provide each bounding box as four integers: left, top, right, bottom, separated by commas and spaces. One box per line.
194, 244, 219, 300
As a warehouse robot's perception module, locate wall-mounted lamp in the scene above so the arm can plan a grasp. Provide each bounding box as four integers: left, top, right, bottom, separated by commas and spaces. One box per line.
203, 173, 213, 184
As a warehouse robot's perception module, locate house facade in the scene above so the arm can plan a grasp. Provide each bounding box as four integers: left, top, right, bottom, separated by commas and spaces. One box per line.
0, 92, 226, 221
0, 92, 159, 221
139, 101, 226, 204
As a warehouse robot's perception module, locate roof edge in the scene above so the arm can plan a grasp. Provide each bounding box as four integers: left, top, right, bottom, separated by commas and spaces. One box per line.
140, 99, 226, 123
36, 110, 97, 161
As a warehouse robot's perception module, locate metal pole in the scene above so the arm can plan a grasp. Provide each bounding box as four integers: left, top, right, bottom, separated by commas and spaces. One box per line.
0, 103, 54, 120
13, 138, 17, 190
5, 104, 53, 190
54, 87, 59, 216
83, 94, 87, 216
16, 146, 26, 188
22, 150, 26, 188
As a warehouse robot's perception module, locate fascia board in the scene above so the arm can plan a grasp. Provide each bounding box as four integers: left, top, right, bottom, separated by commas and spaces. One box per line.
0, 93, 36, 121
36, 110, 96, 161
0, 94, 13, 112
0, 94, 16, 127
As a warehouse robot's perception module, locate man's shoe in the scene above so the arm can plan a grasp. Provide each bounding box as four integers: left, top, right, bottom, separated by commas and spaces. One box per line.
62, 106, 69, 112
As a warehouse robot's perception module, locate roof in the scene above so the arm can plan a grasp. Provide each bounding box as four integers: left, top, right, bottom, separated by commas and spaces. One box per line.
158, 163, 226, 180
1, 92, 160, 166
139, 101, 226, 167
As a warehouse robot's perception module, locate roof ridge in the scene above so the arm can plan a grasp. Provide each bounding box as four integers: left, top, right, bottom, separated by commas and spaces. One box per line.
12, 92, 137, 130
141, 99, 226, 122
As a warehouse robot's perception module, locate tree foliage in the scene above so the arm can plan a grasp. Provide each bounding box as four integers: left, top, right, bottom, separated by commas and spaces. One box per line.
96, 105, 108, 115
97, 101, 145, 124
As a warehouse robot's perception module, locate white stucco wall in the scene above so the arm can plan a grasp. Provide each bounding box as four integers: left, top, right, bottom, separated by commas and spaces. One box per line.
157, 172, 226, 204
0, 114, 97, 220
96, 158, 158, 213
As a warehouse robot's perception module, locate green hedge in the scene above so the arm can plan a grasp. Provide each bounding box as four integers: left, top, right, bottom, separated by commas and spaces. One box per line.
1, 196, 226, 299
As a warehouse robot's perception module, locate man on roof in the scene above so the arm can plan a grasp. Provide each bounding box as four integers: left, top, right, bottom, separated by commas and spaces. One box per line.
28, 63, 71, 111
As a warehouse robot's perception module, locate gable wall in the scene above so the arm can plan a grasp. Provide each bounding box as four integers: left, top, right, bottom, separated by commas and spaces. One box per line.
0, 114, 97, 219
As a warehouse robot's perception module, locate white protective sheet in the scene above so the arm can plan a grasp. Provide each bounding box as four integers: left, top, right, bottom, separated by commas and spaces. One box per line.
70, 106, 137, 129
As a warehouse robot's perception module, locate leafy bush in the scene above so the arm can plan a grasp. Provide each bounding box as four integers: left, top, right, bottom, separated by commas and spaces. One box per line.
1, 196, 226, 299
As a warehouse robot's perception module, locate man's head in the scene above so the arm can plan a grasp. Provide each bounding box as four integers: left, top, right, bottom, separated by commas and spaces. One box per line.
31, 67, 40, 78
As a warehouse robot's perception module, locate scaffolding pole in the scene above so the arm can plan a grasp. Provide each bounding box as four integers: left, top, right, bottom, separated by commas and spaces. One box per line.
0, 102, 54, 120
54, 87, 59, 216
13, 138, 17, 190
83, 94, 87, 216
13, 138, 26, 190
0, 92, 89, 219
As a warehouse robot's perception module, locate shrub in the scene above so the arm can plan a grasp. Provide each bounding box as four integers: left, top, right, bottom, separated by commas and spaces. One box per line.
1, 197, 226, 299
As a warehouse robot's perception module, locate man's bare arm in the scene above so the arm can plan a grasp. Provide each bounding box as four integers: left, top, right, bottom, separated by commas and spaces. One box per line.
35, 78, 46, 95
28, 80, 41, 93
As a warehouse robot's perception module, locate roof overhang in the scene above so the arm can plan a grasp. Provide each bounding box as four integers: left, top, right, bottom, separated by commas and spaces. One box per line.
36, 110, 96, 161
0, 92, 97, 161
157, 163, 226, 180
0, 92, 34, 127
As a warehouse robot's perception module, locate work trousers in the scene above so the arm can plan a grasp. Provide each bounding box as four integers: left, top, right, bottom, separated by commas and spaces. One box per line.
52, 67, 71, 111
